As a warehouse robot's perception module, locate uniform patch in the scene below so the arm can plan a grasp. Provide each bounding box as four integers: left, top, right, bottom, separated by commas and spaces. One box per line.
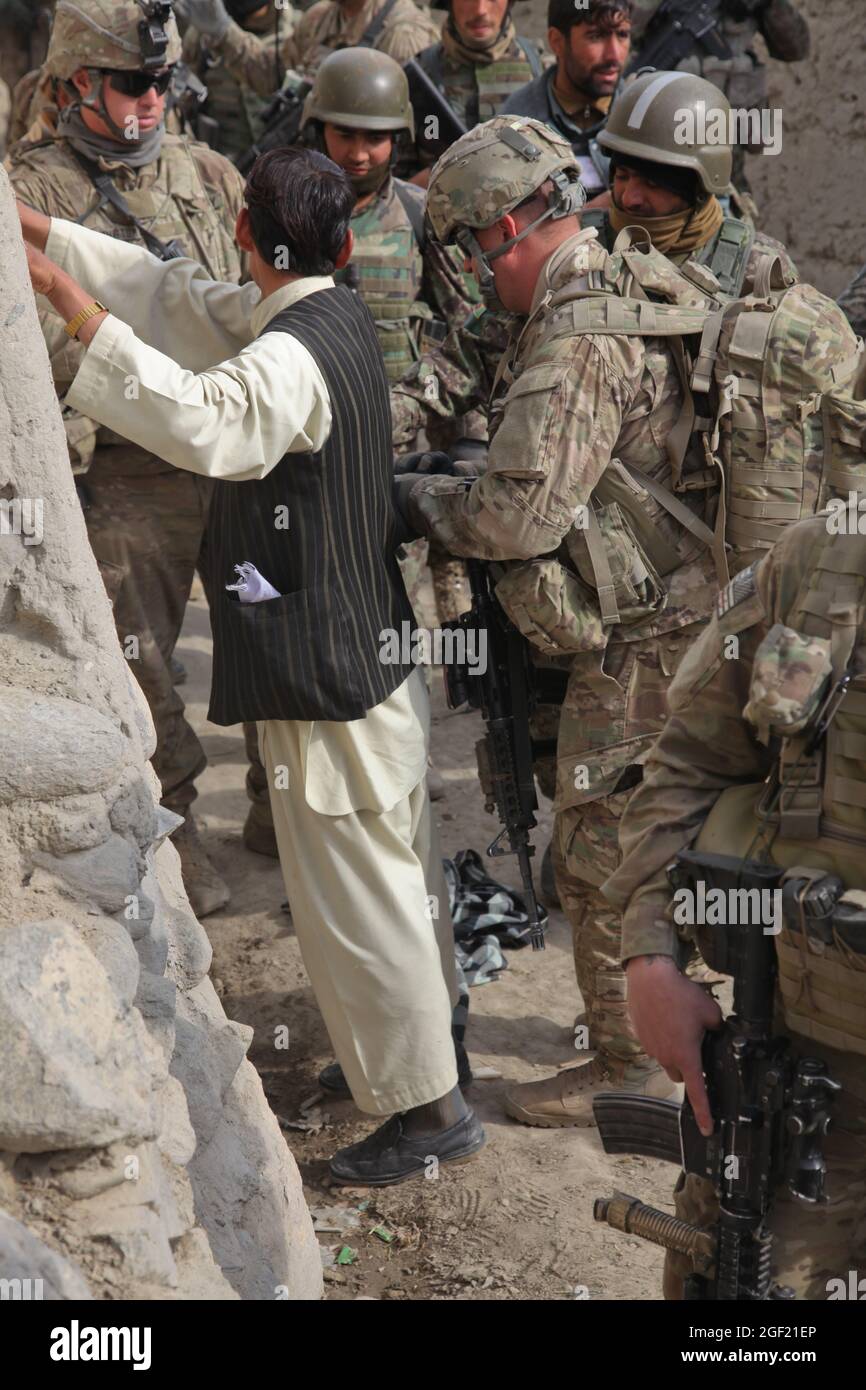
717, 563, 757, 619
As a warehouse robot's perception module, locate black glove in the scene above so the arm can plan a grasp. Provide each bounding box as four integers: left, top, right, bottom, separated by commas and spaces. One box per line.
392, 473, 425, 548
394, 449, 456, 477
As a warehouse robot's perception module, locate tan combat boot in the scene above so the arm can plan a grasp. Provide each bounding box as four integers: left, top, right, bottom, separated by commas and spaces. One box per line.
173, 816, 231, 919
503, 1055, 681, 1128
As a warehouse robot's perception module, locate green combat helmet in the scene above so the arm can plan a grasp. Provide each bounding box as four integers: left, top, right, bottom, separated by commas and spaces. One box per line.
598, 69, 734, 196
425, 115, 585, 306
300, 48, 415, 139
46, 0, 181, 138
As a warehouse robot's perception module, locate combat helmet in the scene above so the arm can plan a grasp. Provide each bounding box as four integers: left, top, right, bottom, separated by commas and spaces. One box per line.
598, 70, 734, 196
426, 115, 585, 305
301, 48, 414, 139
46, 0, 181, 80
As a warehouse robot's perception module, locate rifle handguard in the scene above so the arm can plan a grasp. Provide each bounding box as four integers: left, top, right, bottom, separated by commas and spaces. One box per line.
593, 1192, 716, 1275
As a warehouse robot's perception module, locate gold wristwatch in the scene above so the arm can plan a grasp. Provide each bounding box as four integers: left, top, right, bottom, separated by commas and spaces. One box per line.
64, 300, 108, 340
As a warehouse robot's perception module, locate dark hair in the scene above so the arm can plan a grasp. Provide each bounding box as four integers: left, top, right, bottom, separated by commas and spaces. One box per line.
244, 147, 354, 275
548, 0, 633, 38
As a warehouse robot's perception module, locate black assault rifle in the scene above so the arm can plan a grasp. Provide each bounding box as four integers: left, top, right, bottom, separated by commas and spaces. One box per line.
442, 559, 546, 950
235, 74, 313, 176
627, 0, 746, 76
404, 57, 468, 164
593, 849, 841, 1299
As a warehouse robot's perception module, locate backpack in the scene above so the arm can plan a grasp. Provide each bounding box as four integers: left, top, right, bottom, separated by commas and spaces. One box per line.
559, 229, 866, 593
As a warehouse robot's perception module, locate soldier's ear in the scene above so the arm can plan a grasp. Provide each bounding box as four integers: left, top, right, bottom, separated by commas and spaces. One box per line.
547, 26, 565, 65
69, 68, 91, 99
334, 229, 354, 271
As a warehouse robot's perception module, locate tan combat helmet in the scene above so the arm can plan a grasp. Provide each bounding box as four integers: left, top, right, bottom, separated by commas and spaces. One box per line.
598, 69, 734, 196
426, 115, 585, 304
45, 0, 182, 81
301, 48, 414, 139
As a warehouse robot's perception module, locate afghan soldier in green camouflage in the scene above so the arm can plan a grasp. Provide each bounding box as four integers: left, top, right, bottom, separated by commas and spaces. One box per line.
404, 0, 542, 179
181, 0, 296, 161
9, 0, 245, 917
605, 514, 866, 1297
390, 70, 798, 452
175, 0, 439, 93
396, 114, 726, 1125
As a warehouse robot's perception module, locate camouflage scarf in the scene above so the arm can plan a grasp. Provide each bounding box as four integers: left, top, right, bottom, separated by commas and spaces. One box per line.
57, 103, 166, 169
441, 12, 518, 66
348, 158, 391, 197
608, 194, 724, 257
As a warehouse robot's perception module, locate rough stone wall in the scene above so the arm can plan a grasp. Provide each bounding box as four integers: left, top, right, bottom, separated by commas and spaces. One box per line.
0, 168, 322, 1301
517, 0, 864, 296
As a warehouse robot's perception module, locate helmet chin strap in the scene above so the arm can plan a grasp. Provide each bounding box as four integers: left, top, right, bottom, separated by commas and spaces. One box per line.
456, 169, 587, 310
77, 69, 141, 143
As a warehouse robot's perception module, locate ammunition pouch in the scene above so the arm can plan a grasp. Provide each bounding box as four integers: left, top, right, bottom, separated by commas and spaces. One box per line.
493, 558, 606, 657
778, 869, 866, 1058
566, 501, 667, 627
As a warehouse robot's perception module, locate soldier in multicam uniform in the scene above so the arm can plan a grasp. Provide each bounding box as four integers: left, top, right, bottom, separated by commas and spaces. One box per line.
181, 0, 297, 161
630, 0, 810, 194
395, 114, 726, 1125
174, 0, 439, 92
9, 0, 245, 916
391, 69, 799, 454
405, 0, 542, 182
605, 513, 866, 1297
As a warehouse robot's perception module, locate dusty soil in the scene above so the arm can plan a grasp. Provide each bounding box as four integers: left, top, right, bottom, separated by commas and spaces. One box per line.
179, 577, 675, 1302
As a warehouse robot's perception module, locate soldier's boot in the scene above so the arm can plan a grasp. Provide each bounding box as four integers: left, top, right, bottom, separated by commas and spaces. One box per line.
173, 815, 230, 919
242, 720, 279, 857
503, 1054, 681, 1129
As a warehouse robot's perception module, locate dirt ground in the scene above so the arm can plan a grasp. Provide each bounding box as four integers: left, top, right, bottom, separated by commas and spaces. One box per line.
179, 577, 677, 1302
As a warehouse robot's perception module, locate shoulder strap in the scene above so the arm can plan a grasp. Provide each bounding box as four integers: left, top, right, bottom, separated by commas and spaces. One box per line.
393, 180, 426, 253
694, 216, 755, 299
515, 36, 543, 78
68, 148, 182, 261
359, 0, 401, 48
415, 40, 444, 86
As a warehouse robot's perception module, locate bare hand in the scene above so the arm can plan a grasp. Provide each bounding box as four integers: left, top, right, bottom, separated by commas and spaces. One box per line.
25, 240, 58, 297
626, 954, 723, 1137
585, 190, 611, 210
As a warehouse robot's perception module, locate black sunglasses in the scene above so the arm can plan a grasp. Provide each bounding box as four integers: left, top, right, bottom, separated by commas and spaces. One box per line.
103, 66, 175, 97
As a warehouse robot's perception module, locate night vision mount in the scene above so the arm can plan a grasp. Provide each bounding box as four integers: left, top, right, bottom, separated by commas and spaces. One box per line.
137, 0, 174, 69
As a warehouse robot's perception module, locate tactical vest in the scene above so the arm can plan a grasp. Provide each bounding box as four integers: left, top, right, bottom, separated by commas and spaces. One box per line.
416, 37, 542, 127
9, 133, 243, 458
698, 530, 866, 1056
335, 177, 429, 383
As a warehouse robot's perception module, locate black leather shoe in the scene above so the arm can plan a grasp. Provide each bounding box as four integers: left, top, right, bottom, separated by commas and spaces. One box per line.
329, 1110, 486, 1187
319, 1039, 473, 1098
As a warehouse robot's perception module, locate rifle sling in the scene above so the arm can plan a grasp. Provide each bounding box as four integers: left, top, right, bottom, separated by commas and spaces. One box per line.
70, 149, 179, 261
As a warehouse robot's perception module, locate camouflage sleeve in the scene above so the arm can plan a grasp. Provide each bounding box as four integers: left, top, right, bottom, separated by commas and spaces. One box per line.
838, 263, 866, 341
390, 304, 510, 448
411, 334, 636, 559
212, 18, 297, 95
758, 0, 810, 62
606, 545, 793, 961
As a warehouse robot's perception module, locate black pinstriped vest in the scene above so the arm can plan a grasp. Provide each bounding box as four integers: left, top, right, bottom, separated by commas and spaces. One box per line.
206, 285, 415, 725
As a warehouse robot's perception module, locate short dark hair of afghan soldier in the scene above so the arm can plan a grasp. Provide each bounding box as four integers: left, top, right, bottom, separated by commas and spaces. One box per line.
244, 148, 354, 276
547, 0, 634, 37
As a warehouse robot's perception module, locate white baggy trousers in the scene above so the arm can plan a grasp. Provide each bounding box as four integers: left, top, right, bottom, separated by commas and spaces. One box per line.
258, 668, 459, 1114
